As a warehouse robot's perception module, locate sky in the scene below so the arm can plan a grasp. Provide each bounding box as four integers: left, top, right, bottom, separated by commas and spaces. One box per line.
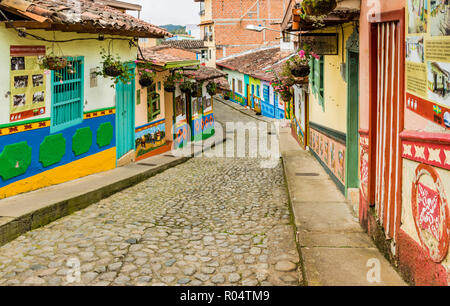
127, 0, 200, 26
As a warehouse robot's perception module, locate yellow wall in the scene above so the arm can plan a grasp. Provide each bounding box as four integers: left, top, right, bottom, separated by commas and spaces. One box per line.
0, 26, 136, 126
308, 23, 355, 134
0, 148, 116, 199
135, 70, 169, 127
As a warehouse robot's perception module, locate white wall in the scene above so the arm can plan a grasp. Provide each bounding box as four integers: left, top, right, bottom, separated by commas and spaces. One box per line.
0, 26, 137, 125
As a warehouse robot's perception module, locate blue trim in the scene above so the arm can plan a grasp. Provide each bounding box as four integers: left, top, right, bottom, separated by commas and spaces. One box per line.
136, 118, 165, 130
50, 56, 85, 134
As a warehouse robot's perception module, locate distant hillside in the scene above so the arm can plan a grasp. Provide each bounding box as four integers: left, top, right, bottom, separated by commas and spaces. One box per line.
160, 24, 187, 35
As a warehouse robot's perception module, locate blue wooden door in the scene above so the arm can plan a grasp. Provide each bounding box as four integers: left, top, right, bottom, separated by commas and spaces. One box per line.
116, 67, 135, 159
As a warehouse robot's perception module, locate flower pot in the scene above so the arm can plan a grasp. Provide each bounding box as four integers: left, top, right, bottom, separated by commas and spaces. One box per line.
224, 95, 230, 100
139, 76, 154, 87
44, 57, 67, 71
191, 83, 202, 97
103, 65, 122, 77
302, 0, 337, 16
280, 92, 293, 102
164, 83, 176, 92
291, 65, 311, 77
292, 21, 300, 31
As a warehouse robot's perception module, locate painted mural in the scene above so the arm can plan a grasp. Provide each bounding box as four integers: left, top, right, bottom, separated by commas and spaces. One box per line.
310, 128, 346, 185
135, 119, 166, 160
0, 108, 116, 198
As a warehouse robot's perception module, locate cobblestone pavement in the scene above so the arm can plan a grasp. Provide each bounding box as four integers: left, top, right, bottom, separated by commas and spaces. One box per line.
0, 100, 301, 286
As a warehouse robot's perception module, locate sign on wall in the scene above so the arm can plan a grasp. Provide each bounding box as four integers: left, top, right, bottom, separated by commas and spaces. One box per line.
9, 46, 46, 122
299, 33, 339, 55
406, 0, 450, 129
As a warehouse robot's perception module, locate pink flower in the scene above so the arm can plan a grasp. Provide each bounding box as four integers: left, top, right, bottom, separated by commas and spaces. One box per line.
298, 50, 306, 58
310, 52, 320, 60
145, 69, 150, 72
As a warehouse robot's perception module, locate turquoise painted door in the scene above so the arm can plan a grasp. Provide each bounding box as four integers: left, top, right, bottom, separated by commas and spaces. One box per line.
116, 68, 135, 159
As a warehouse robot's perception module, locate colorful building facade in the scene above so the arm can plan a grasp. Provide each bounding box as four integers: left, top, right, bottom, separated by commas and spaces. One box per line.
0, 0, 170, 198
358, 0, 450, 285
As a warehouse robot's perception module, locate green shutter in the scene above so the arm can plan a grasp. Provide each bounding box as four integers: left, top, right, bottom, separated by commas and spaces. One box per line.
318, 57, 325, 110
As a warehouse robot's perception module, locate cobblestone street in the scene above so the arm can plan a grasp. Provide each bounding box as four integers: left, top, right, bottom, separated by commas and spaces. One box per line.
0, 100, 301, 286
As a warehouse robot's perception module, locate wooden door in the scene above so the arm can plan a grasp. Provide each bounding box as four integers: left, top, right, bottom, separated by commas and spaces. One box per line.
369, 13, 405, 240
116, 66, 135, 159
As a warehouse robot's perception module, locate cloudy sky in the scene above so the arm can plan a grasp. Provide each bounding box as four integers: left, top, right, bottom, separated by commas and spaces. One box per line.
128, 0, 200, 26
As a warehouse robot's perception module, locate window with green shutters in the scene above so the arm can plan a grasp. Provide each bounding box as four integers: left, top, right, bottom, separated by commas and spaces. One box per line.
310, 56, 324, 110
51, 56, 84, 133
147, 84, 160, 122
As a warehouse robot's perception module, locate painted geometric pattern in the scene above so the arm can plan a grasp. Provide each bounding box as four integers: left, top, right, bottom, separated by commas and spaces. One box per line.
97, 122, 114, 148
0, 142, 32, 181
39, 134, 66, 168
402, 141, 450, 170
72, 127, 93, 156
0, 108, 115, 138
0, 120, 50, 137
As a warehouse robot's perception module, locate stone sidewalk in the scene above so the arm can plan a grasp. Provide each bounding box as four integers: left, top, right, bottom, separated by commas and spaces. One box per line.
0, 134, 225, 248
279, 127, 407, 286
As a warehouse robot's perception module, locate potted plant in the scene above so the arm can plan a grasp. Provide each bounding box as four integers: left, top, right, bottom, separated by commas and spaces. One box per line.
206, 82, 217, 96
163, 72, 182, 92
39, 55, 67, 71
191, 82, 203, 97
284, 46, 320, 78
224, 91, 231, 100
138, 69, 156, 87
97, 48, 134, 87
271, 74, 293, 102
180, 79, 194, 95
301, 0, 337, 16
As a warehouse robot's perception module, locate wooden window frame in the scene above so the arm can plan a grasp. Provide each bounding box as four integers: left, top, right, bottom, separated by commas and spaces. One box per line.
147, 86, 161, 122
51, 56, 84, 133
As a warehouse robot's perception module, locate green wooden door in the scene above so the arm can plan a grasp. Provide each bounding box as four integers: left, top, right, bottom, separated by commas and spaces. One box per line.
346, 51, 360, 192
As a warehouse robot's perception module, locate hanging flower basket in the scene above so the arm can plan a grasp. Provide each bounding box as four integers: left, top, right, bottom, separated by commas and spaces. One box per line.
164, 72, 182, 93
301, 0, 337, 16
180, 81, 194, 94
191, 82, 203, 97
291, 65, 311, 77
103, 64, 123, 78
40, 56, 67, 71
164, 82, 176, 92
206, 82, 217, 96
280, 91, 293, 102
139, 76, 154, 87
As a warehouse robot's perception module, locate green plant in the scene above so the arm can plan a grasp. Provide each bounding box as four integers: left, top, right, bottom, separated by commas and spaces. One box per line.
164, 72, 183, 92
206, 82, 217, 96
180, 79, 194, 94
136, 62, 156, 87
96, 48, 134, 88
281, 45, 319, 81
301, 0, 337, 16
270, 71, 293, 102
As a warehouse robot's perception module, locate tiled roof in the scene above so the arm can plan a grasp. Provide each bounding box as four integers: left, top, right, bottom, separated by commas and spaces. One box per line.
0, 0, 171, 38
216, 46, 293, 82
182, 66, 227, 81
139, 46, 196, 66
161, 40, 206, 50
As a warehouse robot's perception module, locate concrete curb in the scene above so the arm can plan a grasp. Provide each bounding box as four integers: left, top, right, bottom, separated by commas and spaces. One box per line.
0, 137, 227, 247
280, 152, 309, 286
